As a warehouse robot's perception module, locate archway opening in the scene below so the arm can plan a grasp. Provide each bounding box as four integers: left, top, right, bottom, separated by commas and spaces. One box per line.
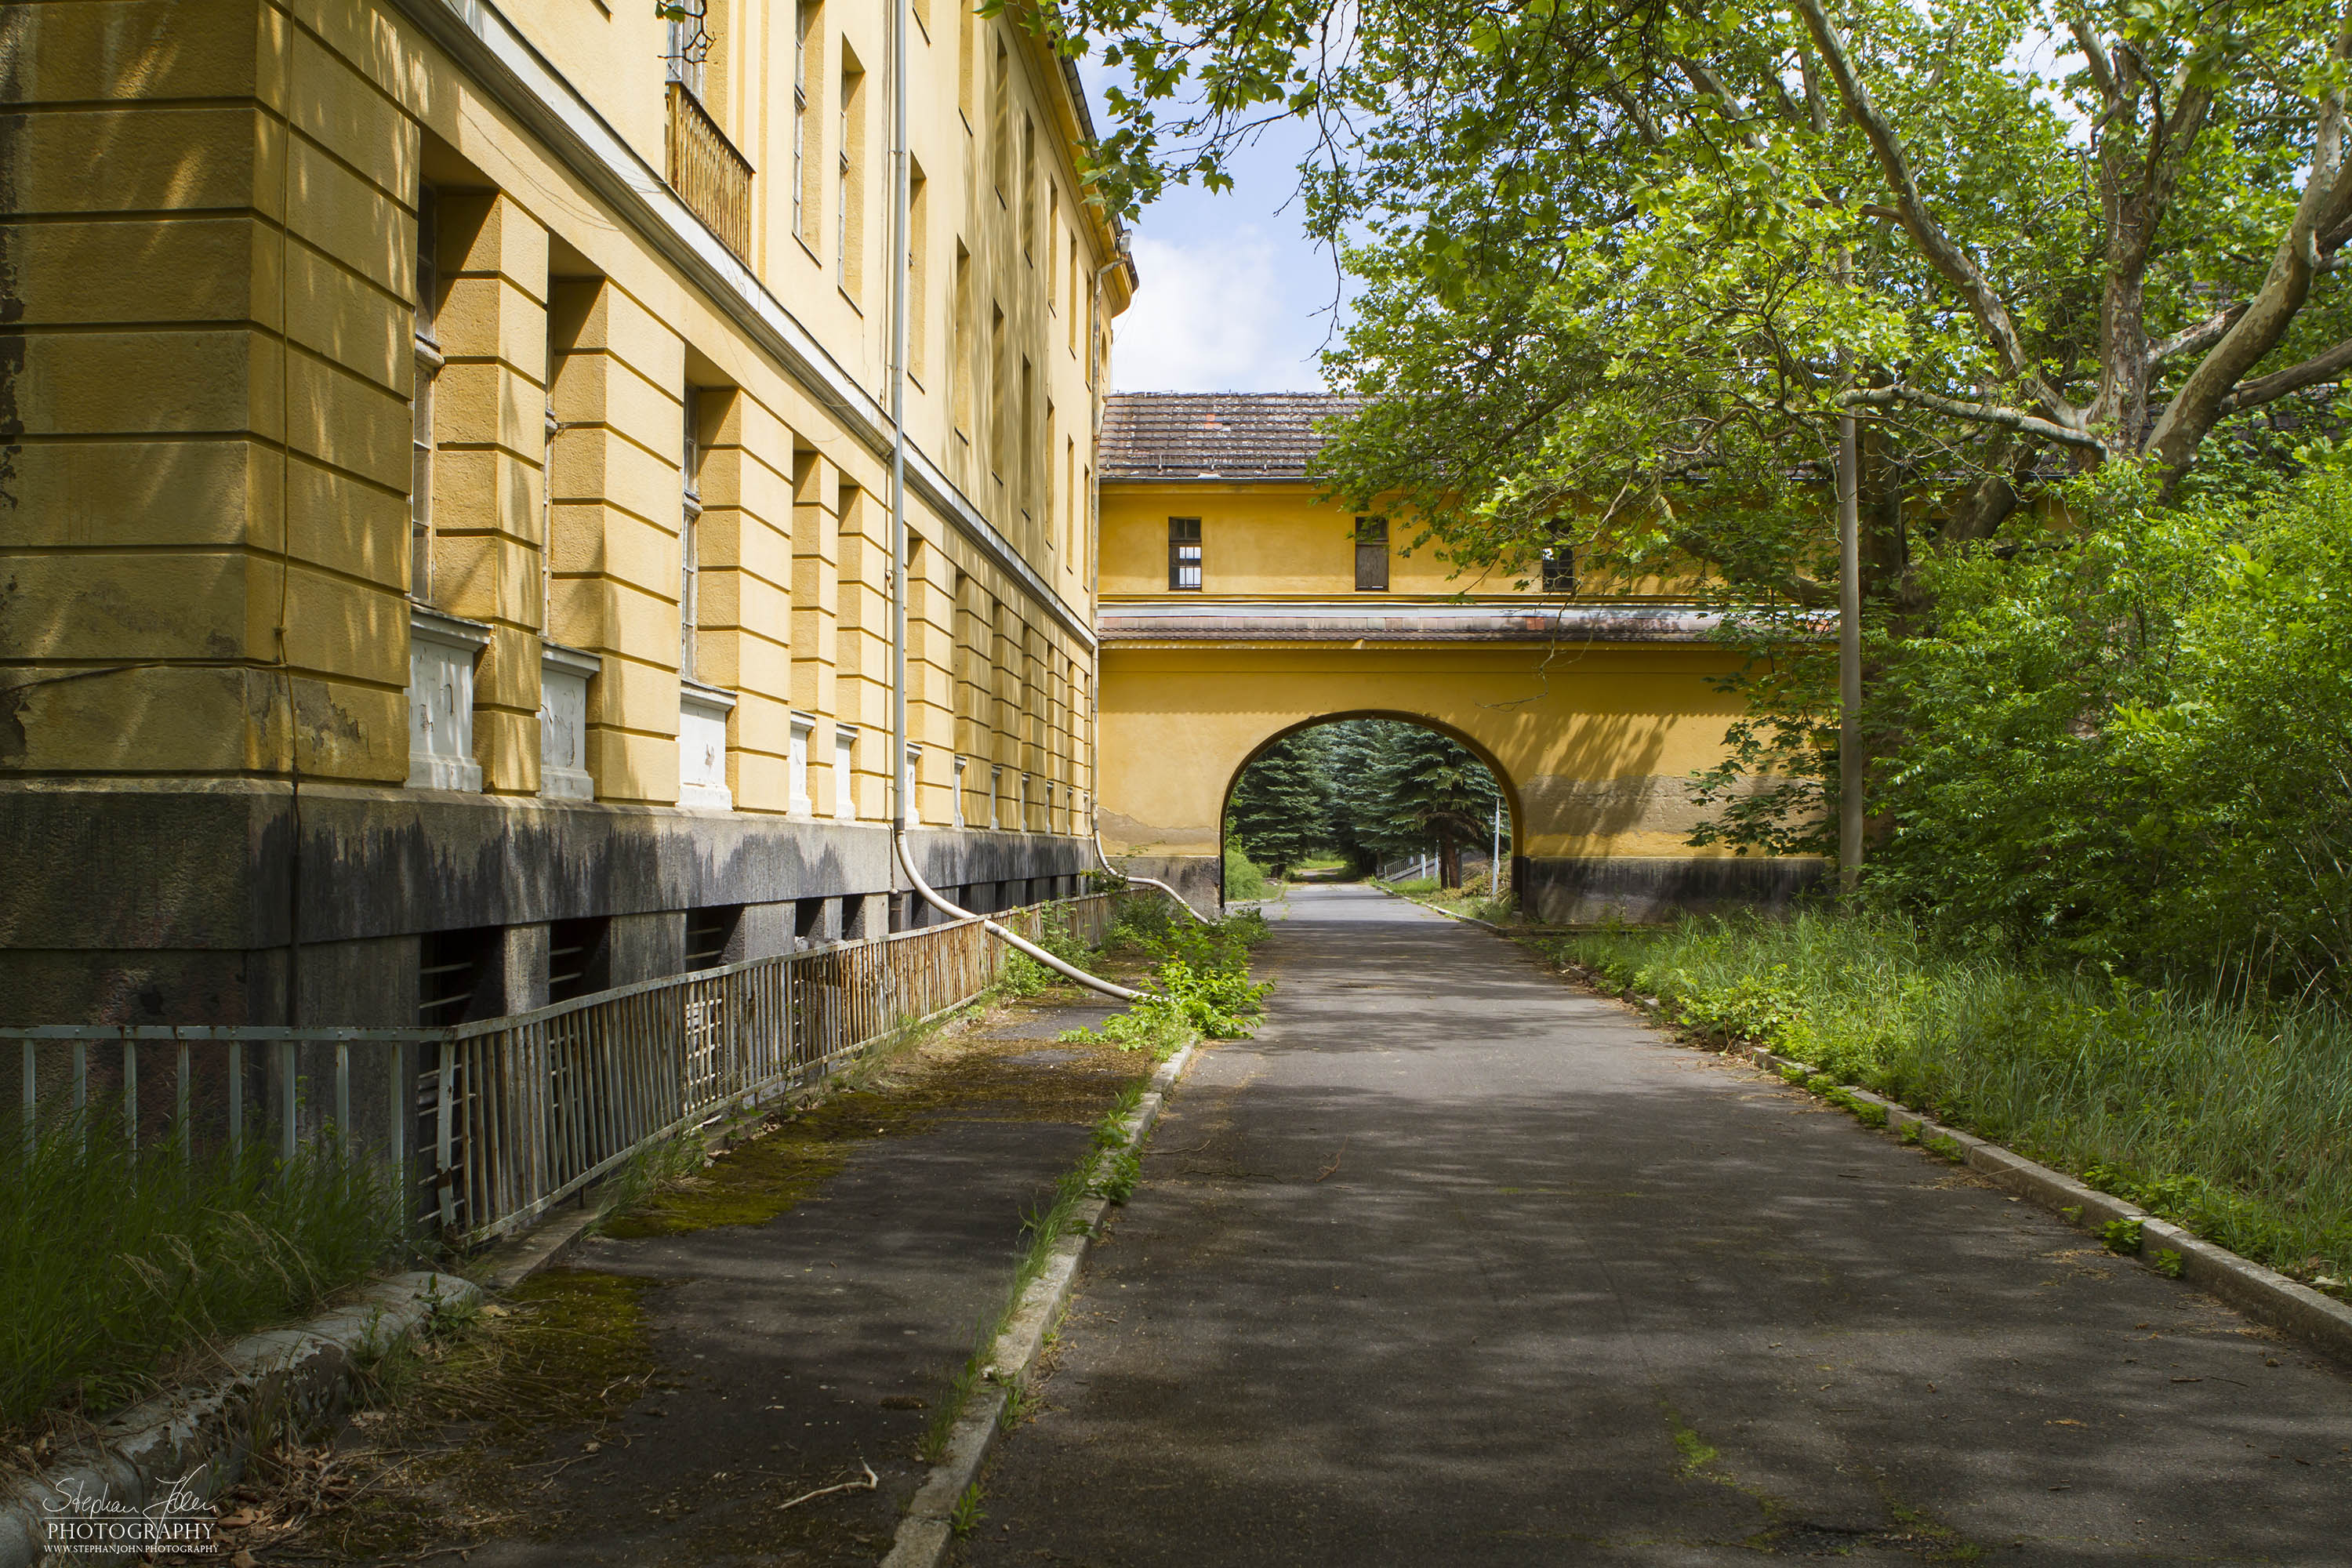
1221, 716, 1515, 898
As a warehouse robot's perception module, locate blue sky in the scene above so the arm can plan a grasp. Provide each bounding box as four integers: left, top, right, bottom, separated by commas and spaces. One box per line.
1078, 71, 1342, 394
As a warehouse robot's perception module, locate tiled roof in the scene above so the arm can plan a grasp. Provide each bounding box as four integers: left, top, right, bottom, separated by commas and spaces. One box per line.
1098, 392, 1365, 481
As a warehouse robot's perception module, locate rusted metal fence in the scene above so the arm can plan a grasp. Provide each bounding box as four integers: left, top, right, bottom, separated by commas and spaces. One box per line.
666, 79, 754, 260
3, 895, 1118, 1247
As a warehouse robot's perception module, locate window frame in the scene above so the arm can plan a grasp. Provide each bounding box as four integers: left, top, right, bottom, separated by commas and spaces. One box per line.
679, 389, 703, 682
1540, 523, 1577, 594
1167, 517, 1203, 592
410, 184, 442, 604
1353, 514, 1389, 593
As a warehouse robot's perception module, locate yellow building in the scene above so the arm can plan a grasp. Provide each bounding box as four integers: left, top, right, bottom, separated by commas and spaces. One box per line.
1092, 394, 1822, 920
0, 0, 1129, 1022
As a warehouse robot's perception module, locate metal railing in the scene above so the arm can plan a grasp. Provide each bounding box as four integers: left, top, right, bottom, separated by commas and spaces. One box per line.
4, 895, 1117, 1247
666, 80, 754, 260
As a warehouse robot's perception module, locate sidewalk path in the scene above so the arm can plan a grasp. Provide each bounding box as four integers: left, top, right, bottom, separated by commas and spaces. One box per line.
959, 884, 2352, 1565
298, 986, 1134, 1568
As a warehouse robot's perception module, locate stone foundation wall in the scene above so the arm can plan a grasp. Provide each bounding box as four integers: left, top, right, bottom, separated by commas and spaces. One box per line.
0, 782, 1094, 1026
1516, 855, 1826, 925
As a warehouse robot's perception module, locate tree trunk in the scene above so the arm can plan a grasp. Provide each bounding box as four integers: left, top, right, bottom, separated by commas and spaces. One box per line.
1438, 831, 1461, 888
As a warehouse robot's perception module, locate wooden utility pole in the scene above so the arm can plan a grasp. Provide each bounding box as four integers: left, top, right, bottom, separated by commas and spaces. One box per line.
1837, 412, 1863, 895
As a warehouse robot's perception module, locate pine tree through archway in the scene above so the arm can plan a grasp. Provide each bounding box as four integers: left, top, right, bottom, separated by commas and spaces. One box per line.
1225, 719, 1504, 888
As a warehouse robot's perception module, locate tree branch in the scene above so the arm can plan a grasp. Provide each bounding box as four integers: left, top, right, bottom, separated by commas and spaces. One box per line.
2217, 335, 2352, 416
2148, 12, 2352, 478
2148, 302, 2247, 366
2065, 14, 2118, 106
1843, 386, 2107, 452
1676, 57, 1766, 151
1791, 0, 2074, 426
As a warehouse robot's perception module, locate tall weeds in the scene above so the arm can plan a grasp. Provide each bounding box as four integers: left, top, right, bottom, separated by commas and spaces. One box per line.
1559, 911, 2352, 1287
0, 1111, 405, 1436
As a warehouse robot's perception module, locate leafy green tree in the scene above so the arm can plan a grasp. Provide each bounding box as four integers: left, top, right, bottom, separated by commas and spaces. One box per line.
1226, 735, 1331, 877
1056, 0, 2352, 604
1864, 456, 2352, 989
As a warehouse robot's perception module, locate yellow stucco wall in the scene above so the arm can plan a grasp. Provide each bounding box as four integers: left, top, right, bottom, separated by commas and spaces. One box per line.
1098, 481, 1697, 600
1093, 477, 1817, 907
0, 0, 1116, 834
1097, 643, 1761, 861
1100, 483, 1534, 598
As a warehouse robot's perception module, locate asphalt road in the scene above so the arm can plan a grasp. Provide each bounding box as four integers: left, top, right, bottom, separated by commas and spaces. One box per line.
958, 884, 2352, 1565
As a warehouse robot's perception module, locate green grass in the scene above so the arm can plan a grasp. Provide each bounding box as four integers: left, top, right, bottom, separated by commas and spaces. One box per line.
0, 1112, 406, 1438
1552, 909, 2352, 1289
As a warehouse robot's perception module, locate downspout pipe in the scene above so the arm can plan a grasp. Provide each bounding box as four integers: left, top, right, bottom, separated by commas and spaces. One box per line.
896, 834, 1149, 1002
1092, 832, 1209, 924
884, 12, 1155, 1003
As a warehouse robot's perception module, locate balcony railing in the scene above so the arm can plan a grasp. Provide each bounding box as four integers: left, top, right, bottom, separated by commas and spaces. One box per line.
666, 81, 753, 261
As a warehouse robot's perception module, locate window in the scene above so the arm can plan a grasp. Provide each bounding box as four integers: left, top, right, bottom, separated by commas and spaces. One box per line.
792, 0, 811, 240
1168, 517, 1203, 591
901, 742, 920, 825
838, 60, 864, 292
908, 164, 927, 379
952, 755, 967, 826
1541, 524, 1577, 593
989, 303, 1006, 481
990, 39, 1009, 203
1355, 515, 1389, 592
546, 917, 612, 1004
411, 185, 441, 602
679, 390, 702, 681
989, 764, 1002, 829
1044, 397, 1054, 539
664, 0, 710, 99
952, 243, 972, 440
1018, 357, 1033, 520
1022, 118, 1036, 262
1063, 436, 1076, 568
833, 726, 856, 820
958, 2, 975, 124
1067, 234, 1080, 352
789, 712, 815, 813
1047, 184, 1059, 296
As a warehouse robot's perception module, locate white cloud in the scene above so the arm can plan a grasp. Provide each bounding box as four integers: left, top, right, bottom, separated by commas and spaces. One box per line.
1112, 228, 1328, 393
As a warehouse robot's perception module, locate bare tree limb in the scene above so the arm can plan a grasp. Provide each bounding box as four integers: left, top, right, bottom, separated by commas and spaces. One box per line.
2148, 12, 2352, 478
1791, 0, 2074, 426
2216, 335, 2352, 415
1676, 57, 1766, 151
2149, 302, 2248, 366
2065, 13, 2118, 105
1843, 385, 2107, 451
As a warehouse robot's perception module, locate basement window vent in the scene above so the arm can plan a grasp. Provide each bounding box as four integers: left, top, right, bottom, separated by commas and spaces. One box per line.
546, 917, 612, 1004
686, 905, 743, 971
419, 927, 504, 1026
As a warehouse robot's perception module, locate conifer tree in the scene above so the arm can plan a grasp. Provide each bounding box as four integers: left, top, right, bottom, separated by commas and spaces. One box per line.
1226, 736, 1330, 877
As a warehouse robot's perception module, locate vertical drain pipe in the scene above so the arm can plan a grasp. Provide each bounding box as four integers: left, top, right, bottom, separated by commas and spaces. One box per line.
884, 13, 1153, 1002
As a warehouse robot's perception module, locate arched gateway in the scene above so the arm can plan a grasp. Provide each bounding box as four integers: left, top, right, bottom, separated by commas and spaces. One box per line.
1092, 394, 1823, 920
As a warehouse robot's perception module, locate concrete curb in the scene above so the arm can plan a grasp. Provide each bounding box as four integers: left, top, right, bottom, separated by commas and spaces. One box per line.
0, 1271, 481, 1568
880, 1036, 1203, 1568
476, 1203, 608, 1296
1730, 1043, 2352, 1367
